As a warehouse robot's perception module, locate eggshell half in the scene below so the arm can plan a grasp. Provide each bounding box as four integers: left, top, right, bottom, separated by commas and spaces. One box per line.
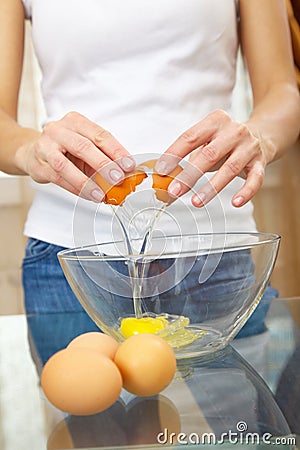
95, 170, 147, 205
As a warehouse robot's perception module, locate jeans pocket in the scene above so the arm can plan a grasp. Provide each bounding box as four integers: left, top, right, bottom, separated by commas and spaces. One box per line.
23, 238, 60, 265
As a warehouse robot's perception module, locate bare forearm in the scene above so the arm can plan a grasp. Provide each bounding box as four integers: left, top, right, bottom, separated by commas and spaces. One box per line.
0, 109, 40, 175
246, 82, 300, 164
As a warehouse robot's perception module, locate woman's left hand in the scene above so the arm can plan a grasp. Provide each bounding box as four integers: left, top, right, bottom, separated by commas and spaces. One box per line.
155, 109, 273, 207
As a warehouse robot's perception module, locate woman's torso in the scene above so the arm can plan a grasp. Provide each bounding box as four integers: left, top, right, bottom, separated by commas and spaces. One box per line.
22, 0, 256, 247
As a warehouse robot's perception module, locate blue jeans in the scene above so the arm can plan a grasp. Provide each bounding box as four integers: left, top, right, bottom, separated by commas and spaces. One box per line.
23, 238, 278, 348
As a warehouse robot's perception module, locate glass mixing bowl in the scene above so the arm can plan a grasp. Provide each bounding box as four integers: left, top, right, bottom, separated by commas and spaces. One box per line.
58, 232, 280, 358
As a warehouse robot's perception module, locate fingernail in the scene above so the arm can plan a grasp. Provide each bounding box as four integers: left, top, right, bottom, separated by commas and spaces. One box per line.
233, 196, 244, 206
91, 189, 104, 202
155, 160, 167, 174
168, 181, 182, 197
193, 192, 206, 206
121, 156, 135, 170
109, 169, 123, 182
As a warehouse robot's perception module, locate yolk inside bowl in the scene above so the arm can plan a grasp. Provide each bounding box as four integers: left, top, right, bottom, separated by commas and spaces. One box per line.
120, 317, 168, 338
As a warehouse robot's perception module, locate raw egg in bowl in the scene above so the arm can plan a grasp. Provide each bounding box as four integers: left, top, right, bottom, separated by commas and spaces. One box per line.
58, 232, 280, 359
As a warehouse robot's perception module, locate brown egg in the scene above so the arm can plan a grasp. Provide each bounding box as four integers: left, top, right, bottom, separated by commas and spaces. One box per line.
95, 169, 147, 205
68, 332, 119, 360
41, 348, 122, 415
114, 334, 176, 396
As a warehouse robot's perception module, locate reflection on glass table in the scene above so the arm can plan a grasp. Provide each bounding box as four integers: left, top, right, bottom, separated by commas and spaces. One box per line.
23, 298, 299, 449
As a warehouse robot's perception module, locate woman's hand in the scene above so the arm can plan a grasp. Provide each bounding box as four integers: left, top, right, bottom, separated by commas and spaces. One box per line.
155, 109, 273, 208
15, 111, 136, 202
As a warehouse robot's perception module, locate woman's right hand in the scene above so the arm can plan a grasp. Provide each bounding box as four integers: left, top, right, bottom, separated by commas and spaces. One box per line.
15, 111, 136, 202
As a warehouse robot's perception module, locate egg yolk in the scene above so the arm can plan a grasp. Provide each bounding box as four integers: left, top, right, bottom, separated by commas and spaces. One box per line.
95, 170, 147, 205
120, 316, 168, 338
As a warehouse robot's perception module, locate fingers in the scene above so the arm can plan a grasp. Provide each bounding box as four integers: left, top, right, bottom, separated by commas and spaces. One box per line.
167, 123, 257, 198
43, 122, 126, 185
189, 140, 259, 205
155, 110, 231, 174
50, 170, 104, 202
33, 137, 105, 202
165, 160, 204, 198
61, 111, 135, 172
46, 148, 105, 201
156, 109, 267, 207
231, 161, 265, 207
191, 159, 265, 208
31, 111, 137, 202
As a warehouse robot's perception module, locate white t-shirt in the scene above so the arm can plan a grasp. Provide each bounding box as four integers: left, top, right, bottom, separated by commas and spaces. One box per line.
22, 0, 256, 248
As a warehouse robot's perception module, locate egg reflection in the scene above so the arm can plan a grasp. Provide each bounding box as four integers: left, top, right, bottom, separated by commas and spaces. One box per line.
126, 395, 181, 445
47, 400, 127, 449
47, 395, 180, 449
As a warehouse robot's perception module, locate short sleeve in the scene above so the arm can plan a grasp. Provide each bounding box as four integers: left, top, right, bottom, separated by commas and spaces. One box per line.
21, 0, 32, 19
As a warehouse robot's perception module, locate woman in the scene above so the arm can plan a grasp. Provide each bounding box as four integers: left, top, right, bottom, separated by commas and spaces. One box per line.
0, 0, 299, 336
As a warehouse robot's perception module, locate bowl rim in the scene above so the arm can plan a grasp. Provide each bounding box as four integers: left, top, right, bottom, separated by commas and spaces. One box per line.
57, 232, 280, 261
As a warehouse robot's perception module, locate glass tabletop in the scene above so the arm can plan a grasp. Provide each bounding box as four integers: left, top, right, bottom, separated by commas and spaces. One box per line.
0, 297, 299, 450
